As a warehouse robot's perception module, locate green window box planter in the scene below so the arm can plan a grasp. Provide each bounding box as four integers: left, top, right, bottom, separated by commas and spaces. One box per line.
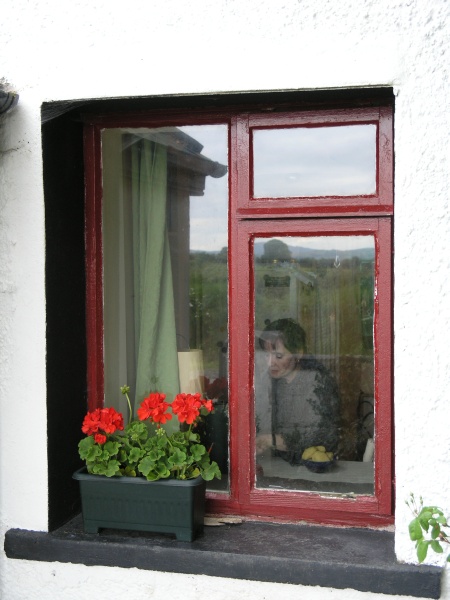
73, 468, 206, 541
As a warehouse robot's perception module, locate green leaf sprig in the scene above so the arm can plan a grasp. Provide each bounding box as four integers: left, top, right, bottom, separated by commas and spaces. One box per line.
407, 493, 450, 563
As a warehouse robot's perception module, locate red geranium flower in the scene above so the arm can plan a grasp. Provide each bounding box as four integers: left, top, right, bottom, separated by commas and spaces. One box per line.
98, 407, 124, 433
82, 409, 102, 435
137, 392, 172, 425
151, 403, 173, 424
81, 406, 124, 436
94, 433, 107, 445
171, 393, 204, 425
202, 399, 214, 413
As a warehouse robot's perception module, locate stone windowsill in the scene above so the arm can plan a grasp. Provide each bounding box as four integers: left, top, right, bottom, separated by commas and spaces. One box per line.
4, 515, 443, 598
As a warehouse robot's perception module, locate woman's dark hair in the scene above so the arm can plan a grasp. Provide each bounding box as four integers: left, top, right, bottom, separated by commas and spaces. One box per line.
259, 318, 307, 354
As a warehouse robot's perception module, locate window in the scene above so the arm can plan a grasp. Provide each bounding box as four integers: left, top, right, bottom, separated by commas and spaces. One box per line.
84, 103, 393, 525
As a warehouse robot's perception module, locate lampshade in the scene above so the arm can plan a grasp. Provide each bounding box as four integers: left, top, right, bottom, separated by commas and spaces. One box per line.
177, 349, 205, 394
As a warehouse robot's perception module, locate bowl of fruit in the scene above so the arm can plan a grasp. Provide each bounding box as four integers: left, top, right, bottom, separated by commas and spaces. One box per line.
302, 445, 336, 473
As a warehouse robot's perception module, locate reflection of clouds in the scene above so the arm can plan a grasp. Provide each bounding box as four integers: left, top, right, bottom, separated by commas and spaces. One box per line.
253, 125, 376, 197
179, 125, 228, 165
179, 125, 228, 252
190, 216, 227, 251
263, 235, 375, 252
190, 176, 228, 251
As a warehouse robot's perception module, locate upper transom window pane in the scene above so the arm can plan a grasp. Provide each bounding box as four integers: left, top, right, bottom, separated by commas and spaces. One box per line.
252, 124, 377, 198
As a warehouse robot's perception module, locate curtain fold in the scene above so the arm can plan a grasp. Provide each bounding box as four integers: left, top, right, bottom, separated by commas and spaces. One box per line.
131, 139, 180, 430
313, 268, 340, 376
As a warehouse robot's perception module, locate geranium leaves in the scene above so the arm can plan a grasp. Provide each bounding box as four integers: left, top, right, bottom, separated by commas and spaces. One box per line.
91, 460, 122, 477
79, 436, 123, 477
103, 440, 121, 457
190, 443, 207, 461
133, 435, 221, 481
138, 455, 160, 478
78, 436, 98, 460
168, 448, 187, 467
200, 461, 222, 481
128, 447, 145, 464
126, 420, 149, 443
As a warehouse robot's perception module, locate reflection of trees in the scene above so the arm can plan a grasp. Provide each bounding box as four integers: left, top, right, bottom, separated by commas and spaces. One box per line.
262, 239, 292, 262
189, 253, 228, 372
217, 246, 228, 262
254, 259, 374, 358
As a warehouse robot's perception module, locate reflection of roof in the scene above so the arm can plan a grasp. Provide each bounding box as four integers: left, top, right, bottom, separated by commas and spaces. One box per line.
293, 271, 316, 287
124, 127, 228, 180
0, 90, 19, 114
273, 262, 317, 287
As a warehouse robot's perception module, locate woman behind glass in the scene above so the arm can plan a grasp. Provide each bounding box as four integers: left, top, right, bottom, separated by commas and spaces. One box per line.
256, 318, 340, 465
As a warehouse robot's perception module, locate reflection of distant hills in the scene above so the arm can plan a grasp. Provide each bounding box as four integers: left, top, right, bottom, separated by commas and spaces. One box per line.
254, 242, 374, 261
191, 244, 375, 261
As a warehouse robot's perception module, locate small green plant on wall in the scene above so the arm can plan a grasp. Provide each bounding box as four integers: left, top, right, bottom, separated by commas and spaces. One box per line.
407, 493, 450, 563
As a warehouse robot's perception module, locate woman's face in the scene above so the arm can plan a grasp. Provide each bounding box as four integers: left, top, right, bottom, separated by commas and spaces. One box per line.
264, 339, 297, 379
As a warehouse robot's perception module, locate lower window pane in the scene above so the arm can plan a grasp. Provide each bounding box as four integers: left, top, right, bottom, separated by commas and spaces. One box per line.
254, 236, 375, 495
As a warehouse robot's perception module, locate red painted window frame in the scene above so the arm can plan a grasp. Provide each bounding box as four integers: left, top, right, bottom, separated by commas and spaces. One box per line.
234, 107, 393, 217
84, 103, 394, 526
226, 217, 393, 525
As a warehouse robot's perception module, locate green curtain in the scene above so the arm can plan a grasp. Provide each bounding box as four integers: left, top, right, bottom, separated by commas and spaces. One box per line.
131, 139, 180, 431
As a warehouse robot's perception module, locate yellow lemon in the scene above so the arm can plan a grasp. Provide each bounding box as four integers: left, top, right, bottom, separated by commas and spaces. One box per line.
311, 450, 331, 462
301, 446, 317, 460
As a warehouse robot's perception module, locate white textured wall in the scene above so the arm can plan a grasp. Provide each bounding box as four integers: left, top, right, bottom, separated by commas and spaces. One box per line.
1, 0, 449, 598
3, 561, 450, 600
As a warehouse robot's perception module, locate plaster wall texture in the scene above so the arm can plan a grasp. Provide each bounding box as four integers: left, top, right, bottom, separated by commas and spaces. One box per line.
2, 560, 450, 600
1, 0, 449, 598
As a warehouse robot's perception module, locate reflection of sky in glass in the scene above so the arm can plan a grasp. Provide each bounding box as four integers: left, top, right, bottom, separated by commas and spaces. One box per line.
253, 125, 376, 198
179, 125, 228, 252
266, 235, 374, 252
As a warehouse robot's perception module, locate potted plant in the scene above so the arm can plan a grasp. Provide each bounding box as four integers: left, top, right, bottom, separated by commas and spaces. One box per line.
73, 387, 221, 541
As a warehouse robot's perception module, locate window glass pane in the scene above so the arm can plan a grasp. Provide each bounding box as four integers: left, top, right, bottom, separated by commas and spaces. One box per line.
253, 125, 376, 198
254, 235, 375, 495
101, 125, 229, 491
